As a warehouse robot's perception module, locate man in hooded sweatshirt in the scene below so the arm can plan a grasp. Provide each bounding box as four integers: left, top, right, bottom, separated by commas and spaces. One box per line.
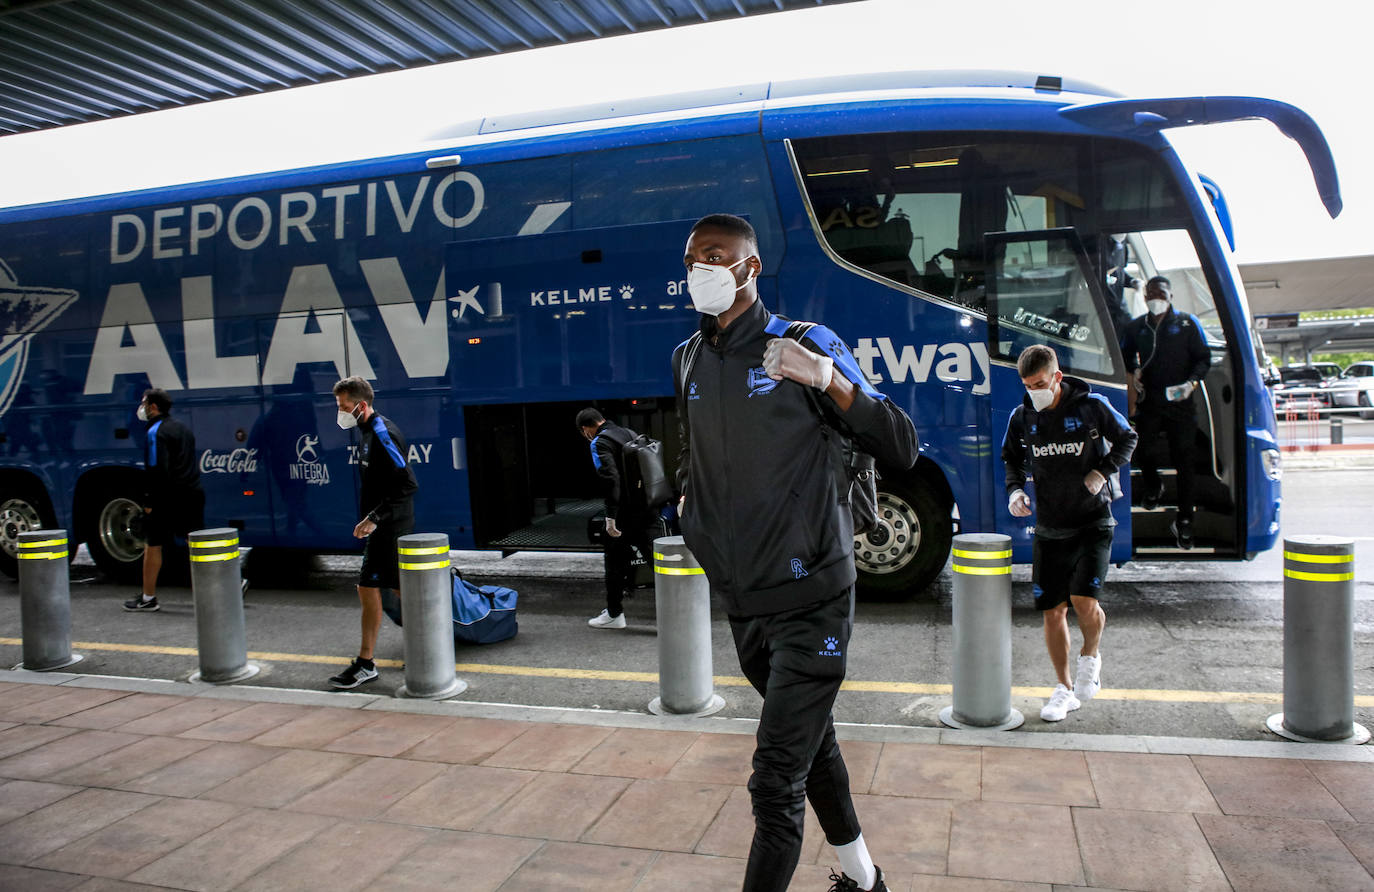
1001, 344, 1137, 722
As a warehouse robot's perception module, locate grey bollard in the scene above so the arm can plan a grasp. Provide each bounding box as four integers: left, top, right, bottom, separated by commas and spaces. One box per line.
1267, 537, 1369, 744
188, 529, 259, 684
1331, 416, 1344, 445
15, 530, 82, 671
648, 536, 724, 717
395, 533, 466, 700
940, 533, 1024, 731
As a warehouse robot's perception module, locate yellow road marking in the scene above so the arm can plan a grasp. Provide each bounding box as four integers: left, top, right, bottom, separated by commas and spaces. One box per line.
2, 637, 1369, 706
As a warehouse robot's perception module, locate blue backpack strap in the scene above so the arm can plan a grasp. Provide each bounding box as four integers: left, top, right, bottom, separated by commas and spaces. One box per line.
676, 331, 704, 388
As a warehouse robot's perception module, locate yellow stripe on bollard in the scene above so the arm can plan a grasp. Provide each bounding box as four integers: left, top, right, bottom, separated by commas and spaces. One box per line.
952, 548, 1012, 560
655, 566, 705, 576
399, 559, 450, 570
190, 538, 238, 549
18, 538, 67, 548
190, 550, 240, 563
1283, 568, 1355, 582
17, 551, 68, 560
1283, 550, 1352, 564
398, 546, 450, 556
952, 563, 1011, 576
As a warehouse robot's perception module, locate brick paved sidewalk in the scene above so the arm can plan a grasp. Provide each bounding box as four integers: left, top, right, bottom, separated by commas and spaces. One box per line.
2, 672, 1373, 891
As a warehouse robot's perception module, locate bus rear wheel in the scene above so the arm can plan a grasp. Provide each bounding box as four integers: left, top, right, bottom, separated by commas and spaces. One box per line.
0, 490, 52, 580
87, 490, 146, 584
854, 477, 951, 600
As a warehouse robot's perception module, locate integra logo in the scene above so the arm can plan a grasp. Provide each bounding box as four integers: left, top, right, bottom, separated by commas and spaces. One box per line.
0, 259, 77, 418
289, 434, 330, 486
200, 448, 259, 474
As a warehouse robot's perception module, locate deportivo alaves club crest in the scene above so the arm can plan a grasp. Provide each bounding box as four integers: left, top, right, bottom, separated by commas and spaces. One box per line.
0, 259, 78, 418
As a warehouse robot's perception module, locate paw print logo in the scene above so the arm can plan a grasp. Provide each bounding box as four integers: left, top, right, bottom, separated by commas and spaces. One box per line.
619, 284, 634, 300
824, 637, 838, 651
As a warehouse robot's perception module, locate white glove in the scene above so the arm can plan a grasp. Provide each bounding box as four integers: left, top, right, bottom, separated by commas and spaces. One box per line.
605, 516, 622, 538
1165, 380, 1196, 402
1131, 369, 1144, 396
1008, 489, 1032, 517
1084, 470, 1107, 495
763, 337, 834, 390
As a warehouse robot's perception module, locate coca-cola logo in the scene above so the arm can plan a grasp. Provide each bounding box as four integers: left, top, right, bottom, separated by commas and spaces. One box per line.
200, 448, 259, 474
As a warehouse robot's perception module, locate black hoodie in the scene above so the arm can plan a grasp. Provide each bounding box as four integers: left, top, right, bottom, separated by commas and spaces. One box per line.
1001, 375, 1137, 537
672, 298, 918, 617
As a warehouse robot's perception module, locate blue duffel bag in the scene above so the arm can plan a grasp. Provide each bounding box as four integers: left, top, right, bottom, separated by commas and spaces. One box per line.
451, 569, 518, 645
378, 569, 518, 645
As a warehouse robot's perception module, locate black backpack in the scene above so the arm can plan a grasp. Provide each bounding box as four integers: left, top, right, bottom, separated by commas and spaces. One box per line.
622, 433, 672, 510
677, 321, 881, 535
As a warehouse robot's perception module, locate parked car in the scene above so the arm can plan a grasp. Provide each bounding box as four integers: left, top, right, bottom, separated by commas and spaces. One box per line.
1328, 361, 1374, 419
1273, 365, 1333, 414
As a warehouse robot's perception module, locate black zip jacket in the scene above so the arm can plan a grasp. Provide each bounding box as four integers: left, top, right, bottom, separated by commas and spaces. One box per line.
672, 298, 919, 617
1119, 306, 1210, 402
1001, 376, 1138, 536
143, 415, 200, 503
588, 420, 646, 524
357, 412, 417, 525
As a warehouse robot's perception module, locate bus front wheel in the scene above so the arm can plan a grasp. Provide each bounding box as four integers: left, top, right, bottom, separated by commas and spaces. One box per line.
854, 477, 951, 600
87, 490, 146, 584
0, 489, 54, 580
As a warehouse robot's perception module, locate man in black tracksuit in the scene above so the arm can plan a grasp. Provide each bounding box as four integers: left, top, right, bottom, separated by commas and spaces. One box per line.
329, 375, 418, 690
1002, 345, 1137, 722
673, 214, 918, 892
576, 407, 654, 629
123, 387, 204, 612
1119, 275, 1210, 548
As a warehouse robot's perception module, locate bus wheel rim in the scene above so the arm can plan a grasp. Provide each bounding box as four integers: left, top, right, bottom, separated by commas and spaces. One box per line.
98, 498, 145, 563
0, 497, 43, 559
853, 492, 922, 576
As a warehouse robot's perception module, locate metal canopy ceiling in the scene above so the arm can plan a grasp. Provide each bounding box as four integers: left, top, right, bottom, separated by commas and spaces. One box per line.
0, 0, 855, 136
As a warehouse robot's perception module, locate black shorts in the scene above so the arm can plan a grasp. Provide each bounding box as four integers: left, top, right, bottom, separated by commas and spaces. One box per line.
358, 523, 410, 590
1031, 526, 1113, 610
143, 488, 205, 547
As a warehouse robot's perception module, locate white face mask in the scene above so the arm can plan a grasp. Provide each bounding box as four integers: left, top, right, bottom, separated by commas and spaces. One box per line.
336, 404, 362, 430
136, 404, 148, 422
1027, 379, 1058, 412
686, 256, 754, 316
1147, 299, 1170, 316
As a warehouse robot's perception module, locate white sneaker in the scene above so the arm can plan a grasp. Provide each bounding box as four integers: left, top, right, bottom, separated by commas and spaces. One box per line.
1040, 684, 1081, 722
587, 609, 626, 629
1075, 654, 1102, 702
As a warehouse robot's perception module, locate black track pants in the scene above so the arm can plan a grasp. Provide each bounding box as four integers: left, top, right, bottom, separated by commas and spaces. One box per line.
729, 588, 862, 892
603, 521, 651, 617
1136, 403, 1199, 520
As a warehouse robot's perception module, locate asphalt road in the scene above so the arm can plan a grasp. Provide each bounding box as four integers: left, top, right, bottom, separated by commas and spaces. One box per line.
3, 464, 1371, 742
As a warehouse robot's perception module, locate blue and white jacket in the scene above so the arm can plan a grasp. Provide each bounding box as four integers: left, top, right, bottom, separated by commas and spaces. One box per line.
357, 412, 417, 527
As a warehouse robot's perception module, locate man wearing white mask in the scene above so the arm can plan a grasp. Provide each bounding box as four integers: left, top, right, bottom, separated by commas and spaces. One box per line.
672, 214, 918, 892
1119, 275, 1211, 549
1002, 345, 1136, 722
123, 388, 203, 613
329, 376, 417, 689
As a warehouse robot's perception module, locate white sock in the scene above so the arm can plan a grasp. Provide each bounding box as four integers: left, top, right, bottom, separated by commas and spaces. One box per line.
835, 834, 876, 890
140, 594, 154, 602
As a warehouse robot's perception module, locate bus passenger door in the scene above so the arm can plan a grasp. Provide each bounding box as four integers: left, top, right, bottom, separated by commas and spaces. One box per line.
984, 229, 1132, 564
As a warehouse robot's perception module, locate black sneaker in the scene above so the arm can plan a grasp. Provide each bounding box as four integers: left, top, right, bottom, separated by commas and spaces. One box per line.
328, 657, 378, 689
122, 596, 159, 612
827, 866, 888, 892
1142, 480, 1164, 511
1172, 518, 1194, 550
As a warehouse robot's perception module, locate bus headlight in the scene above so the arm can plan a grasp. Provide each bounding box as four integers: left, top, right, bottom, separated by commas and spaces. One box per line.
1261, 447, 1282, 481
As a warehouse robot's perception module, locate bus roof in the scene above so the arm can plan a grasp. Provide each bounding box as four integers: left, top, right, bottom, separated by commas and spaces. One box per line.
430, 69, 1122, 141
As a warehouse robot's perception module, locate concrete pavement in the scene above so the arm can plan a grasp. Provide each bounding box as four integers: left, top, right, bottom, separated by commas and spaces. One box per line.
2, 669, 1373, 891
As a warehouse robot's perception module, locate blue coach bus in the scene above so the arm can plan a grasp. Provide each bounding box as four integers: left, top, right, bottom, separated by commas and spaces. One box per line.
0, 71, 1340, 595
